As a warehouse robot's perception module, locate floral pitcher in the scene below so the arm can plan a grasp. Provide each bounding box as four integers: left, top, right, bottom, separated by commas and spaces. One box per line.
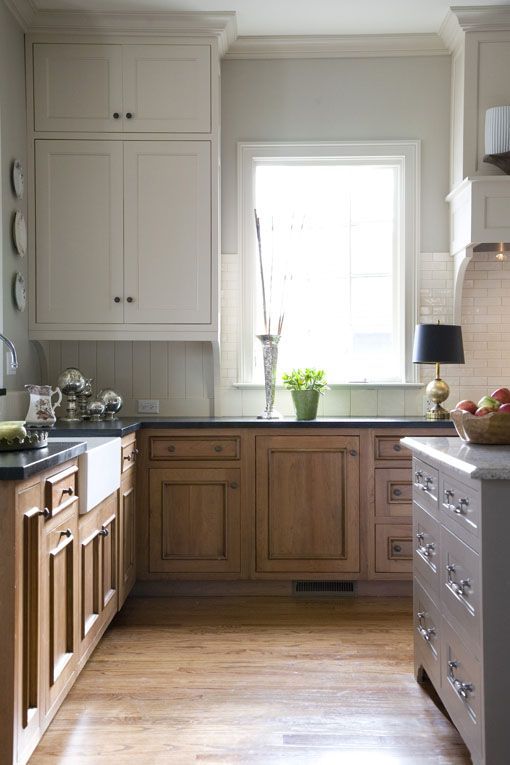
25, 384, 62, 427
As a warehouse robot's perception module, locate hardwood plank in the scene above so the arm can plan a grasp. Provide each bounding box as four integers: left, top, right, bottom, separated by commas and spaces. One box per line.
29, 597, 470, 764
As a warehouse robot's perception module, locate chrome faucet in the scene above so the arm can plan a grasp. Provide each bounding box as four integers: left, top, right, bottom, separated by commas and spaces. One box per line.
0, 333, 18, 370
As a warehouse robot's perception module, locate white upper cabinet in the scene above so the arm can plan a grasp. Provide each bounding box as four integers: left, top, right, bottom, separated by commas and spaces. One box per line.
33, 43, 211, 133
124, 141, 211, 324
34, 44, 123, 132
35, 140, 124, 325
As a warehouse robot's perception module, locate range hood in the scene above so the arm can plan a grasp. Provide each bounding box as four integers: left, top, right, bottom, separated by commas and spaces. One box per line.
447, 176, 510, 321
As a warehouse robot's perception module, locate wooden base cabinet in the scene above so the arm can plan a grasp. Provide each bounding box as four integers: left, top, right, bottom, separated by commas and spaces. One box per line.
119, 435, 137, 607
148, 467, 241, 575
255, 435, 360, 576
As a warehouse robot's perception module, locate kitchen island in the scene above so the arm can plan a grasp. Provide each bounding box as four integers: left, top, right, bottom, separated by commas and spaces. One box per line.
403, 436, 510, 765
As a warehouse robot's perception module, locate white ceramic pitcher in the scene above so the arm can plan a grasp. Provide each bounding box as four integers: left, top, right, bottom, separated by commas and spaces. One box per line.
25, 384, 62, 427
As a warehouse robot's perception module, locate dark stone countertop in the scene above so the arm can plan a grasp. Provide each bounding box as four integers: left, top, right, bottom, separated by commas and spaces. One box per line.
49, 416, 455, 437
0, 440, 86, 480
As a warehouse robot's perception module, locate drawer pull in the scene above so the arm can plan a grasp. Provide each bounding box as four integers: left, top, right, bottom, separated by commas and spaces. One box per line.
417, 611, 436, 642
416, 532, 435, 557
448, 660, 474, 699
124, 450, 138, 462
393, 443, 402, 452
230, 481, 239, 489
213, 445, 223, 453
99, 527, 109, 537
446, 564, 471, 597
349, 449, 358, 457
393, 488, 402, 497
167, 445, 176, 453
61, 487, 74, 497
61, 528, 72, 539
454, 497, 469, 515
38, 507, 51, 518
443, 488, 454, 503
415, 469, 423, 484
392, 543, 402, 553
421, 476, 433, 492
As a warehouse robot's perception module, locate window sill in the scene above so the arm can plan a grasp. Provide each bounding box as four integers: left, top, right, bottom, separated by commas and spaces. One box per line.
233, 382, 424, 390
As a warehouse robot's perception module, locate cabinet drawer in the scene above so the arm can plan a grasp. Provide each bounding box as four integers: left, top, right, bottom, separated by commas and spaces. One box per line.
149, 436, 240, 461
374, 436, 411, 460
440, 473, 480, 545
412, 457, 439, 518
121, 440, 138, 473
375, 524, 412, 574
440, 526, 481, 652
414, 578, 441, 689
413, 503, 440, 595
441, 617, 482, 763
375, 468, 412, 518
44, 464, 78, 518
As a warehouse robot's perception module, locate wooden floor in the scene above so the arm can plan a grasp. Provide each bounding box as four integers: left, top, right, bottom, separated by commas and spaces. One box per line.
30, 596, 471, 764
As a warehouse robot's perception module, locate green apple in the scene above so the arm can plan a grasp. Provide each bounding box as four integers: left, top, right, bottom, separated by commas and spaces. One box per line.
0, 421, 27, 441
477, 395, 500, 411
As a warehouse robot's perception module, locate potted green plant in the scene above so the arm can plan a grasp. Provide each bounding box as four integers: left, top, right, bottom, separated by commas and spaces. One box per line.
282, 368, 328, 420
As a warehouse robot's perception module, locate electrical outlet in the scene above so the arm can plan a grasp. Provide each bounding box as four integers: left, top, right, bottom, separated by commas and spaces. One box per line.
6, 352, 16, 375
137, 399, 160, 414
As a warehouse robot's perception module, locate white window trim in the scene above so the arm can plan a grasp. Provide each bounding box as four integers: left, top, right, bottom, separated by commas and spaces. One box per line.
237, 140, 420, 385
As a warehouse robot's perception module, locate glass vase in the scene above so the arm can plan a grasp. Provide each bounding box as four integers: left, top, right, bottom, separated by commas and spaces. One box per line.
256, 334, 282, 419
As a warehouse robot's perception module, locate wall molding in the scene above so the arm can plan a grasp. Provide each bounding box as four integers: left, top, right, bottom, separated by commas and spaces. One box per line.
4, 2, 237, 54
440, 6, 510, 53
225, 33, 448, 60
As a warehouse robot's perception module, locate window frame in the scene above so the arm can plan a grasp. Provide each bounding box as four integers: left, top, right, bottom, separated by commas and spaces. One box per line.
237, 140, 420, 385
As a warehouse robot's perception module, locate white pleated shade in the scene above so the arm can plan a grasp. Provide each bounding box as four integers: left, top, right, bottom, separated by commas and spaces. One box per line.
485, 106, 510, 154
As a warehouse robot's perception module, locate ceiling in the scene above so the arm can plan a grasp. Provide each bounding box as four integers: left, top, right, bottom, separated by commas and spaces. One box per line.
21, 0, 509, 37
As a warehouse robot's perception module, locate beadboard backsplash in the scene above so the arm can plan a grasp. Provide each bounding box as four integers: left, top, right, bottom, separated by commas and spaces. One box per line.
44, 340, 214, 417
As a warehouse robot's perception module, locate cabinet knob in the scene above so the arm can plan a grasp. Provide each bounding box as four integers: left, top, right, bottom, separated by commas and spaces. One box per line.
39, 507, 51, 518
392, 543, 402, 553
393, 443, 402, 452
114, 296, 121, 303
126, 296, 135, 303
99, 527, 109, 537
393, 488, 402, 497
61, 529, 72, 538
62, 487, 74, 497
230, 481, 239, 489
349, 449, 357, 457
126, 112, 133, 119
213, 445, 223, 453
113, 112, 121, 119
167, 445, 176, 453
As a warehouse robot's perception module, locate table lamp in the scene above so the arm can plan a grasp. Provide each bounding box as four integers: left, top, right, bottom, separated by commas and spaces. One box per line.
412, 323, 465, 420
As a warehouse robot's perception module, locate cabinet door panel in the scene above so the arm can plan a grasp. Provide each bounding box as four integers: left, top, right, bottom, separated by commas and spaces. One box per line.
35, 140, 124, 325
119, 471, 136, 608
100, 508, 118, 610
123, 141, 211, 324
34, 44, 123, 132
149, 468, 240, 573
256, 436, 360, 574
43, 510, 78, 717
79, 522, 101, 642
122, 44, 211, 132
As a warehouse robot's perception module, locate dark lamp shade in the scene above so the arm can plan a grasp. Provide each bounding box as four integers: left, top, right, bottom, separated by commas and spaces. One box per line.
412, 324, 465, 365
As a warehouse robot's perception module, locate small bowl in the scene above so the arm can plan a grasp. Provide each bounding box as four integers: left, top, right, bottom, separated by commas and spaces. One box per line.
450, 409, 510, 444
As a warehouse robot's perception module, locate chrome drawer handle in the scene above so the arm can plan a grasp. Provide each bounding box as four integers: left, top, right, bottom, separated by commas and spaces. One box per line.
454, 497, 469, 515
448, 660, 474, 699
417, 611, 436, 642
446, 564, 471, 596
421, 476, 433, 492
415, 469, 423, 485
416, 532, 435, 557
443, 488, 454, 503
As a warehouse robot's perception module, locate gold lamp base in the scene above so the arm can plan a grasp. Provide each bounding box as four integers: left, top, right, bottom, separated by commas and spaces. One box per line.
425, 366, 450, 420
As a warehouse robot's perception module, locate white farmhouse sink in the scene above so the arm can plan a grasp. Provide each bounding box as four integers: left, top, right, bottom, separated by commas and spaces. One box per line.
49, 436, 121, 513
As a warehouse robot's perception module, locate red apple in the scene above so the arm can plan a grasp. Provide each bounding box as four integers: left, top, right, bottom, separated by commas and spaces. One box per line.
475, 406, 493, 416
498, 403, 510, 413
455, 400, 477, 414
491, 387, 510, 404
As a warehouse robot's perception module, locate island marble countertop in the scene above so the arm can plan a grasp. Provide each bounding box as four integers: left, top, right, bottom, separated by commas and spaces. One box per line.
401, 436, 510, 480
50, 416, 455, 438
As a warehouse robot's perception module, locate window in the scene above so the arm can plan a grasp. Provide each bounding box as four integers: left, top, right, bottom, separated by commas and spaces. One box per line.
238, 142, 419, 384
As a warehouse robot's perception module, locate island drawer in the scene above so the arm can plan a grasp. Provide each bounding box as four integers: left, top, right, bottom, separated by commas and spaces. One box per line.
374, 436, 412, 461
413, 502, 440, 595
413, 457, 439, 518
440, 473, 480, 545
375, 468, 412, 517
44, 463, 78, 518
121, 439, 138, 472
149, 435, 241, 461
440, 617, 482, 764
375, 523, 412, 574
440, 526, 481, 652
414, 577, 441, 689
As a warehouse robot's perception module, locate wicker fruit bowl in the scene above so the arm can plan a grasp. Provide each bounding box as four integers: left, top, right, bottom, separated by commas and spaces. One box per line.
450, 409, 510, 444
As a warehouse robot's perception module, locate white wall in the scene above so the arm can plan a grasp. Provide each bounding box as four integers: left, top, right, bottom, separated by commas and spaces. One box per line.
0, 1, 41, 415
49, 53, 452, 416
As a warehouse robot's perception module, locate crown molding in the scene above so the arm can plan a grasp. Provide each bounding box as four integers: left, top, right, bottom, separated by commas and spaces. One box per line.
224, 33, 448, 60
4, 3, 237, 54
449, 4, 510, 32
